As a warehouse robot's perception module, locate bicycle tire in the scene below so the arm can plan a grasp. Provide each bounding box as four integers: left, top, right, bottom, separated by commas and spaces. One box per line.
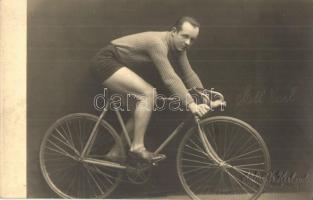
39, 113, 125, 198
177, 116, 271, 200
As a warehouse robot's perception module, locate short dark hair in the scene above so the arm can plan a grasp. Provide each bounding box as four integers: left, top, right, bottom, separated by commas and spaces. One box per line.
172, 16, 200, 31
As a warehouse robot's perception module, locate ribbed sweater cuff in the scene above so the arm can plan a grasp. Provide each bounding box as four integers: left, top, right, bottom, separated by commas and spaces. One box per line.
185, 93, 195, 106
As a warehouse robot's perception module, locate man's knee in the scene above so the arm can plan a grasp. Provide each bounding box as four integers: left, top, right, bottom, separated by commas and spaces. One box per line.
137, 87, 156, 107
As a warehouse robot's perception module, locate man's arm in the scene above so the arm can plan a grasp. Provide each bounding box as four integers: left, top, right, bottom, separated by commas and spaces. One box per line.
147, 42, 195, 106
177, 51, 204, 89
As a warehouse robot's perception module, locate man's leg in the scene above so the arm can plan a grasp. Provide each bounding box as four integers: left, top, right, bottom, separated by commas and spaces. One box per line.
102, 67, 160, 157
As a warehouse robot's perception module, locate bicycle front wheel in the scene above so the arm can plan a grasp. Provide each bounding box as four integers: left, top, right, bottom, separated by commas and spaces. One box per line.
39, 113, 125, 198
177, 116, 271, 200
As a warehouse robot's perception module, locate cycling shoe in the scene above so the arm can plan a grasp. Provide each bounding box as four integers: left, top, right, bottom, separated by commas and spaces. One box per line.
128, 149, 166, 163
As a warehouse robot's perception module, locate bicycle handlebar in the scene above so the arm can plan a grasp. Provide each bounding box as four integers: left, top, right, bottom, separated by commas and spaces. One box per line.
156, 87, 227, 112
189, 87, 227, 110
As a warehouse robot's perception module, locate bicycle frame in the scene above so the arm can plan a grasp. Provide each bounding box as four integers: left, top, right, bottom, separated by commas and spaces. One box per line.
40, 87, 271, 199
80, 87, 227, 169
81, 104, 192, 157
80, 105, 225, 170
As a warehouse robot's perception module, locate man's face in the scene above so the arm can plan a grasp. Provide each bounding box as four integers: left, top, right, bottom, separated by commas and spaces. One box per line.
171, 21, 199, 52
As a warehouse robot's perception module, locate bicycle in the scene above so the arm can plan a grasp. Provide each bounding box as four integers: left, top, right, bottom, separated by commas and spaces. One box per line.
39, 88, 271, 200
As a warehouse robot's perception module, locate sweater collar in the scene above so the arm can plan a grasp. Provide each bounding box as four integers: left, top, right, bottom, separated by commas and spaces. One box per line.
166, 31, 175, 52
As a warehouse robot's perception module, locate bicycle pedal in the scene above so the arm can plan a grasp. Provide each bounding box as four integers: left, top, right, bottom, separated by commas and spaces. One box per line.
151, 156, 166, 165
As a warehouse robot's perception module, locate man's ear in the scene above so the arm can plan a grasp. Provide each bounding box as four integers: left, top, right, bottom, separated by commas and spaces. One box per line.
170, 27, 177, 35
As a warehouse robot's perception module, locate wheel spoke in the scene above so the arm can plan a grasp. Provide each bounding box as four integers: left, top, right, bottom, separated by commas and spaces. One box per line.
45, 160, 71, 166
85, 165, 105, 196
226, 169, 237, 194
82, 117, 91, 151
224, 168, 255, 193
182, 158, 217, 166
235, 140, 261, 161
46, 163, 77, 175
85, 169, 96, 197
64, 121, 77, 153
228, 155, 264, 163
232, 167, 263, 186
189, 137, 208, 156
224, 125, 245, 160
92, 165, 116, 184
90, 166, 110, 192
51, 164, 74, 190
223, 122, 240, 159
44, 156, 70, 162
60, 124, 75, 151
225, 148, 262, 163
202, 167, 222, 193
216, 169, 225, 194
55, 128, 76, 151
183, 150, 210, 160
203, 124, 218, 155
233, 166, 264, 180
45, 140, 77, 160
236, 167, 266, 172
65, 166, 78, 194
183, 165, 217, 175
189, 167, 220, 191
78, 119, 84, 152
222, 122, 228, 159
76, 166, 82, 197
185, 144, 209, 157
187, 167, 218, 188
235, 162, 265, 168
51, 132, 80, 156
230, 136, 254, 160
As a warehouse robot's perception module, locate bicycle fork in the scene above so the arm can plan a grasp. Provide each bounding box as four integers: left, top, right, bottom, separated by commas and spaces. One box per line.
195, 117, 231, 168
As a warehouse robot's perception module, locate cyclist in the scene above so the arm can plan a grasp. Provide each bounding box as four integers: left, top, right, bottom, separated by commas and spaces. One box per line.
90, 16, 210, 162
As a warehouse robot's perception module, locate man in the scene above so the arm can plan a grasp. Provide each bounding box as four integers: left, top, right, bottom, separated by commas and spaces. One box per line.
91, 16, 210, 162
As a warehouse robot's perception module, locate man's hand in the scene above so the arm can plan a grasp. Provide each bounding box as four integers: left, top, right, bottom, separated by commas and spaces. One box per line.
188, 102, 211, 117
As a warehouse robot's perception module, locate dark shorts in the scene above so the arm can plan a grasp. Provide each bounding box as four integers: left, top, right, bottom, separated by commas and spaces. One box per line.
90, 44, 124, 83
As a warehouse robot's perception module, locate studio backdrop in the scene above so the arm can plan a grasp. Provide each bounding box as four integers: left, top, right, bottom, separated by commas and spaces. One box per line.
27, 0, 313, 198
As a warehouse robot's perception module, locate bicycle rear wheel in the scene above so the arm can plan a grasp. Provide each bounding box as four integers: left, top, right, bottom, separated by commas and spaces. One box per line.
39, 113, 125, 198
177, 116, 271, 200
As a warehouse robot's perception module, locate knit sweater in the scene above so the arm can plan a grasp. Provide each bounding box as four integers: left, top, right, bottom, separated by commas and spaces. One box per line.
111, 31, 203, 105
